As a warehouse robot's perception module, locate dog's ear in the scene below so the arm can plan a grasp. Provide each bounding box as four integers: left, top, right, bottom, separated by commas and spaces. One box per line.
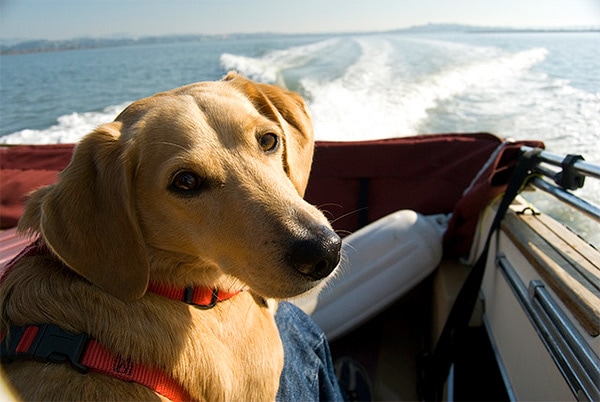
223, 72, 315, 196
18, 123, 149, 302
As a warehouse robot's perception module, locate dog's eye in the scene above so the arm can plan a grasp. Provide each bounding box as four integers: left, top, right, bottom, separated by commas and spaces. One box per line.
259, 133, 279, 153
169, 171, 203, 194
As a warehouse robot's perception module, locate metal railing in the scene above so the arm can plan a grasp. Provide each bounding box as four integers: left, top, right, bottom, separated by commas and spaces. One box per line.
521, 146, 600, 223
497, 255, 600, 402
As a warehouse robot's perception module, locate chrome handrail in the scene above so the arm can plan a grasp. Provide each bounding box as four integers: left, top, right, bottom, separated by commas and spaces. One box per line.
497, 254, 600, 402
521, 146, 600, 180
520, 146, 600, 222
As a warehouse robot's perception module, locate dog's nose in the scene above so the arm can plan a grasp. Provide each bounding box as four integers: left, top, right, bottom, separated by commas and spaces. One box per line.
287, 225, 342, 280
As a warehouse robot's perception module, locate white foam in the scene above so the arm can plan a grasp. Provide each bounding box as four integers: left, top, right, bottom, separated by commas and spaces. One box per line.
2, 41, 592, 155
302, 37, 404, 141
303, 37, 549, 141
220, 38, 340, 85
0, 103, 129, 145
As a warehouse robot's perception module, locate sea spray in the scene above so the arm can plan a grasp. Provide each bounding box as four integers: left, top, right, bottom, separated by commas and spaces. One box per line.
0, 103, 129, 144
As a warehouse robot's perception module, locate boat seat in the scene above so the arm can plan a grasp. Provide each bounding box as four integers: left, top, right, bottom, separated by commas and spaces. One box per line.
292, 209, 446, 340
0, 228, 31, 271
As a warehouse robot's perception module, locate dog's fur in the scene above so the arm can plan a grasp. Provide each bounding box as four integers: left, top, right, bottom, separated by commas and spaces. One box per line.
0, 72, 341, 401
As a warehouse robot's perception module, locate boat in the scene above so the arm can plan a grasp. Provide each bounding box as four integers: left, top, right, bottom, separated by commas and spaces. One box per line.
1, 132, 599, 401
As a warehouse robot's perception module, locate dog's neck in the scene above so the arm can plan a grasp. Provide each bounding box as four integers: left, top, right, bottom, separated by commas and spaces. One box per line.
146, 246, 249, 292
4, 238, 242, 308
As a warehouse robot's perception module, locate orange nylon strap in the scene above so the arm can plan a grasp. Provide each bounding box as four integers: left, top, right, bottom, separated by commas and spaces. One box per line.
147, 282, 241, 309
1, 324, 193, 402
81, 338, 192, 401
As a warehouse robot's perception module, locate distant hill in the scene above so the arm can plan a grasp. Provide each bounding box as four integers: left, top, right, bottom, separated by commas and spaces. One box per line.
0, 34, 240, 55
395, 23, 485, 33
0, 33, 273, 55
394, 23, 600, 34
2, 24, 597, 55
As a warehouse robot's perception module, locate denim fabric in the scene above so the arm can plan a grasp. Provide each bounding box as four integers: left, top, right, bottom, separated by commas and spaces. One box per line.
275, 302, 344, 402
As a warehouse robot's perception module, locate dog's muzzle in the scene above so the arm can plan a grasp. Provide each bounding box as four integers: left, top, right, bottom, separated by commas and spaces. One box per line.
286, 225, 342, 280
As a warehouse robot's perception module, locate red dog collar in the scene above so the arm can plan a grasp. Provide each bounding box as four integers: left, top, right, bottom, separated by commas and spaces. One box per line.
147, 282, 241, 309
1, 238, 242, 309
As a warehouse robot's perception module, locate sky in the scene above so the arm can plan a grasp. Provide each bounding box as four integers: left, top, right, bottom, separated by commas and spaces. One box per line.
1, 0, 599, 41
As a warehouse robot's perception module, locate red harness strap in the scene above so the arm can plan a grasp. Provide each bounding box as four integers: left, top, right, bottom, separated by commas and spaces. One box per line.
1, 324, 192, 401
1, 239, 243, 401
0, 324, 192, 402
83, 338, 191, 401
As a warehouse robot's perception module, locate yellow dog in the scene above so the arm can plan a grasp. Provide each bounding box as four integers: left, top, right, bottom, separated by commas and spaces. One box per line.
1, 72, 341, 401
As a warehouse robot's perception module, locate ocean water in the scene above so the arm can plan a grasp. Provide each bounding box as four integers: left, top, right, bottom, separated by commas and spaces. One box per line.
1, 32, 599, 245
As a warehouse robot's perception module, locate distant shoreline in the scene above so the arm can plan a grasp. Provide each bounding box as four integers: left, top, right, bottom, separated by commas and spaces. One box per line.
0, 33, 263, 55
2, 24, 598, 55
468, 28, 600, 34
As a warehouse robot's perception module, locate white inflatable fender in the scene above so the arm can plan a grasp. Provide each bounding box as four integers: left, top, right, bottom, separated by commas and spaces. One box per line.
292, 210, 448, 340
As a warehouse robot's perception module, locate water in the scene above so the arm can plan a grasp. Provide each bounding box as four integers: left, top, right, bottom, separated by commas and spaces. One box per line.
1, 32, 599, 245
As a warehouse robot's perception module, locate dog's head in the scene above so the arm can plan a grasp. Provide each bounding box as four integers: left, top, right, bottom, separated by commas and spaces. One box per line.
19, 72, 341, 301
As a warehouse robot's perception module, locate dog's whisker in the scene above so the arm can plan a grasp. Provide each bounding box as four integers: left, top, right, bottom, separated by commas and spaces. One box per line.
314, 203, 342, 220
329, 207, 368, 225
316, 202, 343, 210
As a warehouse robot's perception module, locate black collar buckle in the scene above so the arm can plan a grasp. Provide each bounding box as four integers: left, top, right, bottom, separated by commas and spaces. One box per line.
1, 324, 89, 373
183, 287, 219, 309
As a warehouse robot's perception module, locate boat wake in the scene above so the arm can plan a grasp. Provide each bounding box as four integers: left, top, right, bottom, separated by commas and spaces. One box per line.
0, 103, 129, 145
1, 34, 597, 163
220, 38, 341, 85
221, 35, 552, 141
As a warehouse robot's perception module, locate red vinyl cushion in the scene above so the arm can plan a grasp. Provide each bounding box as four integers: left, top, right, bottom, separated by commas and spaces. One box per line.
305, 133, 543, 256
0, 134, 543, 257
0, 144, 74, 229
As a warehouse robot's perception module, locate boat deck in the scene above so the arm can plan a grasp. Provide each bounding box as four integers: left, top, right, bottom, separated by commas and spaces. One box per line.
502, 206, 600, 337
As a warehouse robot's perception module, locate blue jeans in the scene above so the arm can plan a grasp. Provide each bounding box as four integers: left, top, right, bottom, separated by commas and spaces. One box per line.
275, 302, 344, 402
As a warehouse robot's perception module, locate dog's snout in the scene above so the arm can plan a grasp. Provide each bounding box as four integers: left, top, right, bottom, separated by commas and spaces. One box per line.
287, 225, 341, 280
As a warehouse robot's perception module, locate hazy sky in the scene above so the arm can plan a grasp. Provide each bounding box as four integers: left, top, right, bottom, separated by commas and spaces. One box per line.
1, 0, 599, 40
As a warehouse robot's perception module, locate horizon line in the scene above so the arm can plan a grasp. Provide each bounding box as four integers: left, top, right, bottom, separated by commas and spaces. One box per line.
2, 22, 599, 43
